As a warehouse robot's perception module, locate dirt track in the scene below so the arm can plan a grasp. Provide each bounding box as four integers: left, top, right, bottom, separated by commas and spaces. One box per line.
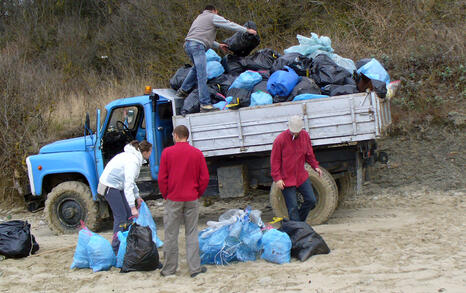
0, 128, 465, 292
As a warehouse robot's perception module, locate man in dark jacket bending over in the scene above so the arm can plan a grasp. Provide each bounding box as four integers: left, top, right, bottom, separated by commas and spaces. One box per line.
177, 4, 257, 112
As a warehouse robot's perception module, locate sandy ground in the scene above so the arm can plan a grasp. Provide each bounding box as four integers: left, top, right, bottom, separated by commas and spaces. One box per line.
0, 129, 465, 292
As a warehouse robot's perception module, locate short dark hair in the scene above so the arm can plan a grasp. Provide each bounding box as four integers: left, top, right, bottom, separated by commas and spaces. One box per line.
205, 5, 216, 11
173, 125, 189, 139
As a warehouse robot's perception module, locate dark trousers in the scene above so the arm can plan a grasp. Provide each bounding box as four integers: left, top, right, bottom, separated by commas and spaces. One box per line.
105, 187, 132, 254
282, 178, 317, 221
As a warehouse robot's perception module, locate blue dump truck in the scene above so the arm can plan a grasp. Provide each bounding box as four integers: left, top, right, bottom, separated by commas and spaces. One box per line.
26, 88, 391, 234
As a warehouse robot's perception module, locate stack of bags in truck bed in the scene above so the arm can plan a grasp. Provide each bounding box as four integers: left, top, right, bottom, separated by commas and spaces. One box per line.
169, 27, 392, 115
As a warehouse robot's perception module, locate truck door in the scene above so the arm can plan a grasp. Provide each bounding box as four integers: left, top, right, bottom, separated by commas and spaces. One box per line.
149, 100, 174, 179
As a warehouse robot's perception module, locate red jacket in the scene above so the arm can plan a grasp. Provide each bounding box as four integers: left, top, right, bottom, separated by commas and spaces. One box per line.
271, 129, 319, 187
158, 142, 210, 201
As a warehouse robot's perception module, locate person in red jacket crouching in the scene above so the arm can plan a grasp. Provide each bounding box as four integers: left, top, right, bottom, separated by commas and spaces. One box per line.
271, 115, 323, 222
158, 125, 210, 278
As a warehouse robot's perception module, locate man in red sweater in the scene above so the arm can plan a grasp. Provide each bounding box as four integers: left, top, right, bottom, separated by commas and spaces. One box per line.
158, 125, 209, 278
271, 115, 322, 222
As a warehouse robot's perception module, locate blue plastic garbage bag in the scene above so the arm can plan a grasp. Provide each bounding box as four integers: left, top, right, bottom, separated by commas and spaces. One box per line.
293, 94, 329, 101
213, 96, 232, 110
236, 221, 262, 262
250, 91, 273, 106
70, 226, 95, 269
116, 230, 129, 268
357, 58, 390, 85
87, 234, 116, 272
207, 61, 225, 79
199, 225, 230, 265
206, 49, 221, 62
229, 70, 262, 90
284, 33, 333, 57
261, 229, 291, 264
267, 66, 300, 97
135, 202, 163, 248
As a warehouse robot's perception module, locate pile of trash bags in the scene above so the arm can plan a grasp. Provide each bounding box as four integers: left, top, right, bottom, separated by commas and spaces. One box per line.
0, 220, 39, 258
169, 29, 395, 115
71, 202, 163, 273
198, 207, 330, 265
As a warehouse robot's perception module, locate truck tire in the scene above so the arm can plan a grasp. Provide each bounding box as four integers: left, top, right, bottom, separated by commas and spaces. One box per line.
270, 165, 338, 225
337, 172, 355, 205
45, 181, 98, 235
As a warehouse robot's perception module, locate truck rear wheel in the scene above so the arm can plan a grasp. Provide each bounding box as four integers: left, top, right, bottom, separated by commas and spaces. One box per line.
337, 173, 355, 205
45, 181, 99, 235
270, 165, 338, 225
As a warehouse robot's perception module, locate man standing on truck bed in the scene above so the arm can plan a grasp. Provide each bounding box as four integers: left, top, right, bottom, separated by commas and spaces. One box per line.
176, 4, 257, 112
271, 115, 323, 222
158, 125, 210, 278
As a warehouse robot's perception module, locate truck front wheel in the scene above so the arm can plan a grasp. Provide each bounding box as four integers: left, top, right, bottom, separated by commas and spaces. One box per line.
45, 181, 99, 235
270, 165, 338, 225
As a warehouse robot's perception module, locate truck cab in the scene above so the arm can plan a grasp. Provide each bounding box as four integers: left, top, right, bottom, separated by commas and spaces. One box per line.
26, 91, 173, 234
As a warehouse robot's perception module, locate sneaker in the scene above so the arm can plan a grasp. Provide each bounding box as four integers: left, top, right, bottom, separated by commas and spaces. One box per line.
190, 266, 207, 278
176, 88, 189, 98
200, 104, 218, 112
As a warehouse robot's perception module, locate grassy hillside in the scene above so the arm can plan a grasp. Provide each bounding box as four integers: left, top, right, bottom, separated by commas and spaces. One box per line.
0, 0, 464, 202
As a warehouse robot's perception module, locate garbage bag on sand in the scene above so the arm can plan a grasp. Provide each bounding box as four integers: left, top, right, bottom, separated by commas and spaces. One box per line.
116, 230, 129, 268
121, 223, 161, 272
279, 220, 330, 261
311, 54, 352, 87
87, 234, 116, 272
261, 229, 291, 264
224, 21, 260, 57
230, 70, 262, 90
0, 220, 39, 258
207, 61, 224, 79
134, 202, 163, 248
199, 207, 264, 265
267, 66, 300, 97
71, 225, 115, 272
250, 91, 273, 106
169, 64, 191, 90
240, 48, 279, 71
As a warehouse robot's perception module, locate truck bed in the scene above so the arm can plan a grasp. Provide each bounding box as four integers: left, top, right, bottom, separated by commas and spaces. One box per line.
156, 89, 391, 158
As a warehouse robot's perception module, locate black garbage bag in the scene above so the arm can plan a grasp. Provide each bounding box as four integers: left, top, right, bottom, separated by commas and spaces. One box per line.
240, 48, 279, 71
121, 223, 160, 273
273, 95, 290, 103
289, 77, 321, 99
226, 87, 251, 108
355, 59, 387, 98
252, 80, 268, 93
311, 54, 352, 87
181, 89, 200, 115
289, 56, 313, 77
271, 53, 302, 73
279, 220, 330, 262
322, 84, 359, 96
221, 55, 244, 75
223, 21, 260, 57
208, 74, 237, 96
169, 64, 192, 90
0, 220, 39, 258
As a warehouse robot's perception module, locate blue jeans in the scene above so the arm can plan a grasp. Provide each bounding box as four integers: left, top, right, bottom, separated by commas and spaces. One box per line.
180, 41, 211, 105
105, 187, 132, 254
282, 179, 316, 221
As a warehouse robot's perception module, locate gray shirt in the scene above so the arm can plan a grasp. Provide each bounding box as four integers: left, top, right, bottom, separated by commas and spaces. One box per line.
186, 10, 247, 49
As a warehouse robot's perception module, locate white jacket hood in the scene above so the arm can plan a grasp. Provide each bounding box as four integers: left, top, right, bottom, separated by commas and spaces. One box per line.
124, 144, 144, 165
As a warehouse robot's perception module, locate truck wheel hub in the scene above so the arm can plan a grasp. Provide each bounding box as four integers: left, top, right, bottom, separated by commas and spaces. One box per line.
58, 198, 83, 227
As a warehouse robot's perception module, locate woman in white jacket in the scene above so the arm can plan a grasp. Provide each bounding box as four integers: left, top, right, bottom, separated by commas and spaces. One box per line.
99, 140, 152, 253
